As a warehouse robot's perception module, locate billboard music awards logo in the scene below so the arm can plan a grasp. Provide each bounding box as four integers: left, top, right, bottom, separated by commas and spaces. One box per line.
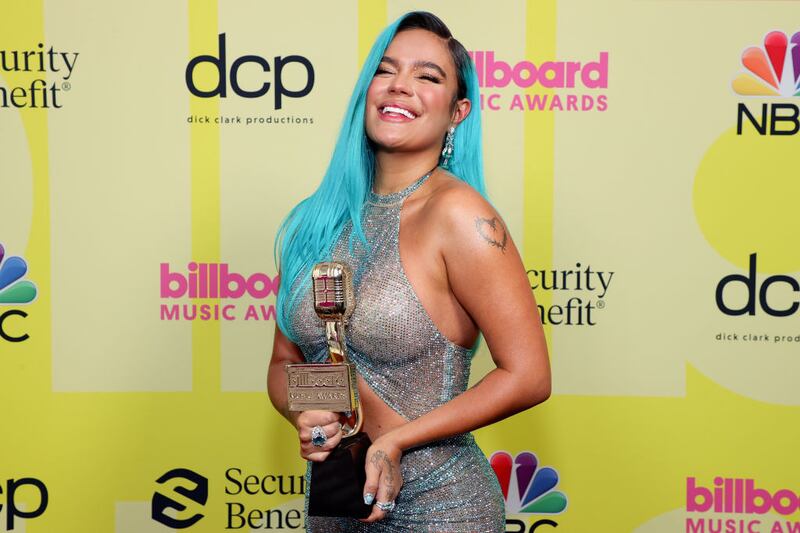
184, 33, 315, 127
151, 467, 305, 530
468, 50, 609, 112
490, 451, 567, 533
159, 262, 278, 322
685, 477, 800, 533
0, 476, 49, 531
527, 262, 614, 326
0, 44, 79, 109
733, 30, 800, 135
0, 243, 37, 343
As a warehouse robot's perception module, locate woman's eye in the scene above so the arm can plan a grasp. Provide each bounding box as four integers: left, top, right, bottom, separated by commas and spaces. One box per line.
419, 74, 441, 83
374, 67, 391, 75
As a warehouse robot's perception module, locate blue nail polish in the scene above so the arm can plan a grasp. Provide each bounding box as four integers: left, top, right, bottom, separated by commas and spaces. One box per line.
364, 493, 375, 505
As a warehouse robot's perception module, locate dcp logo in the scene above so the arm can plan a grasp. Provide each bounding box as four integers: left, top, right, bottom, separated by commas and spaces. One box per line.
185, 33, 314, 109
152, 468, 209, 529
0, 477, 49, 531
716, 253, 799, 317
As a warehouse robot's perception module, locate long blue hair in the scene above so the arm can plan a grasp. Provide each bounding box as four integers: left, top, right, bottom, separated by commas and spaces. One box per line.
274, 11, 487, 342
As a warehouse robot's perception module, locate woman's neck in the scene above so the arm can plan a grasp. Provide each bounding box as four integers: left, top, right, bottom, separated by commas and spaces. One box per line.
373, 149, 440, 195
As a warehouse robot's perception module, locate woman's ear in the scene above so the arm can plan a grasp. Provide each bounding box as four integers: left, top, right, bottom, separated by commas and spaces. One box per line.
451, 97, 471, 126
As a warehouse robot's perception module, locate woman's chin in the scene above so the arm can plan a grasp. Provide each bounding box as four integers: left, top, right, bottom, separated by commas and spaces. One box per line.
367, 125, 419, 150
370, 134, 437, 154
370, 138, 413, 153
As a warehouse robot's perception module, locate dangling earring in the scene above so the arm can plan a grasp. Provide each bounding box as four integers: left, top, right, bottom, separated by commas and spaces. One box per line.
440, 126, 455, 169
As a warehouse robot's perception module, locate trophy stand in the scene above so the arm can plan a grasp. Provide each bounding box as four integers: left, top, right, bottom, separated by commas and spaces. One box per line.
286, 262, 362, 436
284, 262, 372, 518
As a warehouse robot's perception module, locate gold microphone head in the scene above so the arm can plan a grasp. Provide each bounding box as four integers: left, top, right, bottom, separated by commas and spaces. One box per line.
311, 262, 355, 320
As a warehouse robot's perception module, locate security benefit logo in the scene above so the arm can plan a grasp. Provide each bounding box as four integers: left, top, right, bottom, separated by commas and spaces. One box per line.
490, 451, 567, 533
0, 44, 79, 109
0, 477, 49, 531
152, 468, 209, 529
685, 477, 800, 533
0, 243, 37, 343
527, 262, 614, 326
733, 30, 800, 136
223, 467, 305, 530
151, 467, 306, 530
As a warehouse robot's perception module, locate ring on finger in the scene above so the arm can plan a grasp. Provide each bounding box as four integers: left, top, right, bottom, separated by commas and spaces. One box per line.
375, 500, 396, 512
311, 425, 328, 447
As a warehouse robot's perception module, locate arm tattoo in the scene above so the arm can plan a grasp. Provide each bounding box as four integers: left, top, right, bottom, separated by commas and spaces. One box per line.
475, 216, 508, 253
371, 449, 397, 496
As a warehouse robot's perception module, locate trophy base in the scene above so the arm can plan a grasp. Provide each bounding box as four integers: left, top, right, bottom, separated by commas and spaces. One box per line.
308, 432, 373, 518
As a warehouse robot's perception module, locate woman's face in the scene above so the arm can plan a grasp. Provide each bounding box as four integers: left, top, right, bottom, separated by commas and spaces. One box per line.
365, 28, 470, 155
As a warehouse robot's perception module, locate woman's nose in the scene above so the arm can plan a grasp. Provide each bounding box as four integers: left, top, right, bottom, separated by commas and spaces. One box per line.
388, 70, 413, 95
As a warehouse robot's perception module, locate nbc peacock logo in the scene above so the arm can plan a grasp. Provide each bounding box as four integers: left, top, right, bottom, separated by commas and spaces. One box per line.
732, 30, 800, 97
490, 451, 568, 515
0, 243, 37, 343
0, 243, 37, 305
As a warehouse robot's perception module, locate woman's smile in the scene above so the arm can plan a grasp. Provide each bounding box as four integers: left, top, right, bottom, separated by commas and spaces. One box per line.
378, 104, 419, 122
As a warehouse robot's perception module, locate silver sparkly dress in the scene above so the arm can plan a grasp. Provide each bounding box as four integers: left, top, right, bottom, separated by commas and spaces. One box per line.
289, 171, 505, 532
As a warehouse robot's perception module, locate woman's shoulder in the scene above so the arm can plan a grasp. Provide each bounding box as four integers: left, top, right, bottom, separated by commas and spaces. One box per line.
411, 170, 511, 259
423, 170, 493, 218
420, 170, 516, 262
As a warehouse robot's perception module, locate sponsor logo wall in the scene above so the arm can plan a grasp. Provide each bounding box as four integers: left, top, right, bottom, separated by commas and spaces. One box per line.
1, 1, 797, 532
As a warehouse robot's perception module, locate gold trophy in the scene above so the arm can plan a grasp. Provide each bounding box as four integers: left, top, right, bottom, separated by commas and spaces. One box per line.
286, 262, 363, 436
286, 261, 371, 518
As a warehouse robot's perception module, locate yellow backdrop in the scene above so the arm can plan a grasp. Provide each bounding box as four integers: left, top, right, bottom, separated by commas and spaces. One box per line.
1, 1, 798, 532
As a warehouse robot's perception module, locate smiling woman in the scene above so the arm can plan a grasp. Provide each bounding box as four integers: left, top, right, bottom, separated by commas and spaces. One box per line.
267, 11, 551, 532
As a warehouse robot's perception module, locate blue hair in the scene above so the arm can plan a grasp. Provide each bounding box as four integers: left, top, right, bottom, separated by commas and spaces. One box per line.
274, 11, 487, 342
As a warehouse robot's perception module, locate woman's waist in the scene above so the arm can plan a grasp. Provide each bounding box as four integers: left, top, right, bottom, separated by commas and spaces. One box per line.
399, 433, 484, 485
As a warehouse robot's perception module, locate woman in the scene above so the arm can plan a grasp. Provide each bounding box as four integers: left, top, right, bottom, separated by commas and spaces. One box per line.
267, 11, 550, 532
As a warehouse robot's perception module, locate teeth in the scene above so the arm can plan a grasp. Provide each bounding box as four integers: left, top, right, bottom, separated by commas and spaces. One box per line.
382, 105, 416, 119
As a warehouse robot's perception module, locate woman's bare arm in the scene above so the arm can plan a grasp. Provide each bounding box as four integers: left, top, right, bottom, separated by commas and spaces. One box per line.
385, 183, 550, 447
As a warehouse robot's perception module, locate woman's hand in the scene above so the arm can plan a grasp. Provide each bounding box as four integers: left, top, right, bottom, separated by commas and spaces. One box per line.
296, 410, 342, 462
360, 435, 404, 523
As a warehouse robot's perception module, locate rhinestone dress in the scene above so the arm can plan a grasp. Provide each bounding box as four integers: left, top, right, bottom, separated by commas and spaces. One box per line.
289, 170, 505, 532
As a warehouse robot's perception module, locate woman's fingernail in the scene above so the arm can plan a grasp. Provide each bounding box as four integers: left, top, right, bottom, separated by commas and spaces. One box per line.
364, 493, 375, 505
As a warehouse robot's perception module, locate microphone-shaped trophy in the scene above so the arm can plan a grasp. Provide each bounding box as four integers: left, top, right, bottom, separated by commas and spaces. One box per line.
286, 262, 372, 518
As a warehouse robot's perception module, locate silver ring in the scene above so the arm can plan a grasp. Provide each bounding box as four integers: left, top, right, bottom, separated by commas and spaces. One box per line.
375, 500, 396, 512
311, 425, 328, 447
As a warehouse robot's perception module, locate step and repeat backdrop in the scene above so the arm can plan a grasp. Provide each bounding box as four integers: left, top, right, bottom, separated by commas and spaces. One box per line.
1, 0, 798, 532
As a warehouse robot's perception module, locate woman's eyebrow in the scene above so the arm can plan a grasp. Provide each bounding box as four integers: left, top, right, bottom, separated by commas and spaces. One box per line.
380, 56, 448, 79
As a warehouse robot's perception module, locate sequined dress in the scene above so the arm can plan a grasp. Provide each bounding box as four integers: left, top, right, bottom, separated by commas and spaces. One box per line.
289, 171, 505, 532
